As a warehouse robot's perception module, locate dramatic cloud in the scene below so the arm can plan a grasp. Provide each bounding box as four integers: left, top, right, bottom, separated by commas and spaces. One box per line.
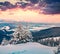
0, 1, 17, 11
43, 0, 60, 4
42, 0, 60, 14
0, 0, 60, 14
29, 0, 39, 4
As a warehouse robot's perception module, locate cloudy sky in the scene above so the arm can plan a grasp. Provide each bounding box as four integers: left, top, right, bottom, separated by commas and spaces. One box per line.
0, 0, 60, 23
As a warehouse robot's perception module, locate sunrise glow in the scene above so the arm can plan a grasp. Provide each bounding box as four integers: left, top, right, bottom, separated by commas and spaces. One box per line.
0, 8, 60, 23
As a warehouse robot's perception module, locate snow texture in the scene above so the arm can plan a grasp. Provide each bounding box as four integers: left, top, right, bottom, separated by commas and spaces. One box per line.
0, 42, 55, 54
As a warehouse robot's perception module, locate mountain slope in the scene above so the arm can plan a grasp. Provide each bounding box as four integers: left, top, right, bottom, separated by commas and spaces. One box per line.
0, 29, 14, 44
31, 27, 60, 41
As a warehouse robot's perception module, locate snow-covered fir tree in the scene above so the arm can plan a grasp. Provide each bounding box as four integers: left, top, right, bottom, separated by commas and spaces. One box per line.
10, 25, 33, 44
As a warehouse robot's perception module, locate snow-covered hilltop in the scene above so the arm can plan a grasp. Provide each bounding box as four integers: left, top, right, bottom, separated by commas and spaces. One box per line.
0, 42, 56, 54
0, 23, 60, 54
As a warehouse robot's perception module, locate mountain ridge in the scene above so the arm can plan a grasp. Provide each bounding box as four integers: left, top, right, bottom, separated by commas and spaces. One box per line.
32, 27, 60, 41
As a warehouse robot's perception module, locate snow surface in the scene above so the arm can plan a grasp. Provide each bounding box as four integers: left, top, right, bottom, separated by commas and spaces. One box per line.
1, 26, 10, 30
0, 42, 56, 54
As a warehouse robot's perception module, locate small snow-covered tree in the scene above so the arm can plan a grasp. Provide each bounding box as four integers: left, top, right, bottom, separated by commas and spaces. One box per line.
1, 38, 9, 45
10, 25, 33, 44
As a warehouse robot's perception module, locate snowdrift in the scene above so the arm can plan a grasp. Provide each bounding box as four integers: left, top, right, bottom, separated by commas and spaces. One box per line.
0, 42, 55, 54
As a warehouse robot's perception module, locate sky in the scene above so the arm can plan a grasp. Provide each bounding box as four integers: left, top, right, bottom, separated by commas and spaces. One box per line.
0, 0, 60, 23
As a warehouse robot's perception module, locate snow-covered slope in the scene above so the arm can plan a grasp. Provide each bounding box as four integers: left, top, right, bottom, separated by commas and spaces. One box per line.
0, 42, 56, 54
